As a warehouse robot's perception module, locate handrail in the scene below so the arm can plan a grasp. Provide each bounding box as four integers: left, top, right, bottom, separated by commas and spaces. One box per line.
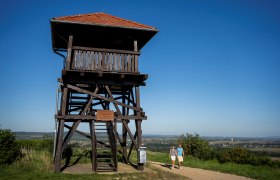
72, 46, 140, 55
70, 46, 139, 73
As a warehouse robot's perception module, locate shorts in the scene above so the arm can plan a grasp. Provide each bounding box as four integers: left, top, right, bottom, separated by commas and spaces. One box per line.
178, 156, 183, 162
171, 156, 176, 161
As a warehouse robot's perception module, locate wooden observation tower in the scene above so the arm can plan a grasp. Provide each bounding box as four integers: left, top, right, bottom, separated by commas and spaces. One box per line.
50, 13, 158, 172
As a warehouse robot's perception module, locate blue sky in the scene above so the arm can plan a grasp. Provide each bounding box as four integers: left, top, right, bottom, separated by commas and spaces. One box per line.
0, 0, 279, 137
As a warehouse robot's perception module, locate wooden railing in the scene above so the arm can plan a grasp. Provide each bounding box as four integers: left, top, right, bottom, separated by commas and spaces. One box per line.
70, 46, 140, 73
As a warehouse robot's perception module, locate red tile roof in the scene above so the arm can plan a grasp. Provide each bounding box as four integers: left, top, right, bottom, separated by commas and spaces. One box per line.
53, 12, 157, 31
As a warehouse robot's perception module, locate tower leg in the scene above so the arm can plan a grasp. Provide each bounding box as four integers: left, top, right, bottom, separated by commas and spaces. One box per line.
54, 120, 64, 172
122, 121, 128, 163
54, 86, 68, 172
89, 120, 97, 172
136, 120, 143, 170
135, 86, 143, 170
113, 120, 118, 171
122, 91, 128, 163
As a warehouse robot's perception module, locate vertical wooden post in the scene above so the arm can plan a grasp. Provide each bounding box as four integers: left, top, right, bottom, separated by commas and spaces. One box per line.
113, 120, 118, 171
122, 91, 128, 163
89, 120, 97, 172
54, 120, 64, 172
65, 35, 73, 70
134, 40, 138, 72
135, 85, 143, 170
54, 87, 68, 172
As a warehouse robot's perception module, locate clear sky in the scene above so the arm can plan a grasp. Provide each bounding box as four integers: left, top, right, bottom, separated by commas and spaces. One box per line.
0, 0, 279, 137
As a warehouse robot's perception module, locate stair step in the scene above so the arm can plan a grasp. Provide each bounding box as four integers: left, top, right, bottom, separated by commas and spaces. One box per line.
97, 165, 114, 168
97, 162, 114, 165
96, 157, 113, 160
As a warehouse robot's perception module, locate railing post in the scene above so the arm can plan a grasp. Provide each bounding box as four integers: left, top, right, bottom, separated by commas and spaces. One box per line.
134, 40, 138, 73
65, 35, 73, 70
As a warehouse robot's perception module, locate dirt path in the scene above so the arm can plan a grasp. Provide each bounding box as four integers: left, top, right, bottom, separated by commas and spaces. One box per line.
149, 161, 253, 180
63, 162, 254, 179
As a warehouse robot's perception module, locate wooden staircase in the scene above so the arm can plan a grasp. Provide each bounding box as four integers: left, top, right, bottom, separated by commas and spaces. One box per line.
95, 121, 117, 172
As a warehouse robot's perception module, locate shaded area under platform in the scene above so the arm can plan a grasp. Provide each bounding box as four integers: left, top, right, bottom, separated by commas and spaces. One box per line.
61, 70, 148, 86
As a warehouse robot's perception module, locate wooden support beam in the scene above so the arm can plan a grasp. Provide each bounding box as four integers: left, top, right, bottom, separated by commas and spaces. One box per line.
54, 120, 64, 172
66, 35, 73, 70
66, 84, 143, 112
55, 114, 147, 120
54, 87, 69, 172
81, 87, 98, 115
89, 121, 97, 172
112, 123, 122, 146
127, 131, 137, 161
112, 121, 118, 171
81, 96, 93, 115
122, 92, 128, 163
64, 124, 91, 139
62, 120, 81, 152
134, 40, 139, 72
105, 85, 121, 115
135, 85, 143, 170
122, 121, 138, 149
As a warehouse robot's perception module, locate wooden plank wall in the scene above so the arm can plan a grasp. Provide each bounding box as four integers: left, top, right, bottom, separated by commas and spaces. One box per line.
71, 47, 139, 73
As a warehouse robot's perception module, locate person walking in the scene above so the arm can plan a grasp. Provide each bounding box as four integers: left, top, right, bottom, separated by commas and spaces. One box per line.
177, 144, 184, 169
169, 145, 177, 170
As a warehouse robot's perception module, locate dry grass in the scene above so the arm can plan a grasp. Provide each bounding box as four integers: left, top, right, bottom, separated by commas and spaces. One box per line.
13, 148, 53, 172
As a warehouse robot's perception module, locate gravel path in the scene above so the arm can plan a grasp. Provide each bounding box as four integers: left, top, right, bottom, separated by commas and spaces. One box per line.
149, 161, 254, 180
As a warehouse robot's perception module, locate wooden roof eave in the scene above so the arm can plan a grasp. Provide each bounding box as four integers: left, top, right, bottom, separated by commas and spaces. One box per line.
50, 19, 159, 51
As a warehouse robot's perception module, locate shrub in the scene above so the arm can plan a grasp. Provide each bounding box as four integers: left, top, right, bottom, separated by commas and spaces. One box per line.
217, 147, 280, 168
0, 129, 21, 165
177, 133, 214, 160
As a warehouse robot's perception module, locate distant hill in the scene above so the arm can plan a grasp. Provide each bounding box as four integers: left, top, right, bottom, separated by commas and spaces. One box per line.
14, 131, 280, 141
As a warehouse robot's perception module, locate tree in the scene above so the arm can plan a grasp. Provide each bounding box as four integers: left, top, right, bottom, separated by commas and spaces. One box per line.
0, 128, 21, 165
177, 133, 213, 160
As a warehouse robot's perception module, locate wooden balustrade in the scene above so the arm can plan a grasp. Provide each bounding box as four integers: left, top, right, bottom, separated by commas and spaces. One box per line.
70, 46, 139, 73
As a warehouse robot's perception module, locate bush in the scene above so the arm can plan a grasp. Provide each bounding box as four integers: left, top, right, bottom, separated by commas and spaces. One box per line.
217, 147, 280, 168
177, 133, 214, 160
0, 129, 21, 165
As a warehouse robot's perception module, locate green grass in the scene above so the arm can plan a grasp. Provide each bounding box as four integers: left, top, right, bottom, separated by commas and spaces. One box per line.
0, 148, 187, 180
1, 147, 279, 180
147, 151, 280, 180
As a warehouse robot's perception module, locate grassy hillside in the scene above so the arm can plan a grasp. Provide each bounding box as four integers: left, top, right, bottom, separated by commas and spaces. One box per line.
1, 137, 280, 180
147, 151, 280, 180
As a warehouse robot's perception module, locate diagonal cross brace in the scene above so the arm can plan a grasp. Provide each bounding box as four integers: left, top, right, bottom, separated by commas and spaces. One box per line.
80, 87, 98, 115
62, 120, 81, 152
122, 120, 139, 150
66, 84, 143, 112
105, 85, 121, 115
